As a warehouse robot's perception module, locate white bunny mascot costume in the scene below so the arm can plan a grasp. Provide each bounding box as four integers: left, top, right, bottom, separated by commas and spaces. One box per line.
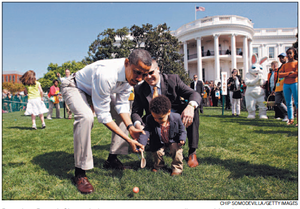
245, 54, 268, 119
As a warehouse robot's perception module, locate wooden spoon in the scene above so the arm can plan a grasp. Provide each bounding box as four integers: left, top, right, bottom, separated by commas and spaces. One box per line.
140, 150, 146, 168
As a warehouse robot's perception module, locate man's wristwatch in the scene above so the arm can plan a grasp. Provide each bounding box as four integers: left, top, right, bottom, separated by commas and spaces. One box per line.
126, 124, 134, 130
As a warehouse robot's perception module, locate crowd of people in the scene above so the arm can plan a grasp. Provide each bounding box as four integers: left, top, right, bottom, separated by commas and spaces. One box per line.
192, 48, 298, 125
193, 74, 247, 115
5, 47, 298, 194
2, 90, 24, 113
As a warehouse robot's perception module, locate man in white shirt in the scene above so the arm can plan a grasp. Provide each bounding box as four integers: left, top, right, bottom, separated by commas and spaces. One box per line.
61, 49, 152, 194
57, 69, 72, 119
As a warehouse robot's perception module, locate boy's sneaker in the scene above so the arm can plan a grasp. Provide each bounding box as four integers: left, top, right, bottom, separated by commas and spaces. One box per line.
42, 124, 46, 129
32, 124, 37, 130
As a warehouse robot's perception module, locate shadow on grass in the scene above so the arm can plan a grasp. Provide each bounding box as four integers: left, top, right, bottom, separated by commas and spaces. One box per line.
31, 150, 128, 181
202, 114, 297, 130
92, 144, 110, 151
201, 157, 298, 181
31, 151, 74, 180
8, 126, 35, 130
254, 130, 298, 137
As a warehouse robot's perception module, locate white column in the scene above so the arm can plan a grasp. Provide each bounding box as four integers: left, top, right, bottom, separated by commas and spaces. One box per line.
214, 34, 220, 82
243, 36, 249, 74
248, 38, 253, 72
183, 41, 188, 72
196, 37, 202, 80
231, 34, 237, 70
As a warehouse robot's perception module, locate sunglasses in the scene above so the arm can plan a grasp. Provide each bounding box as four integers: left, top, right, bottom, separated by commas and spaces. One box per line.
133, 69, 155, 77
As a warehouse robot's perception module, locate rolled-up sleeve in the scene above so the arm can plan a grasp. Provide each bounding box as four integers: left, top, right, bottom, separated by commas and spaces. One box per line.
114, 85, 131, 114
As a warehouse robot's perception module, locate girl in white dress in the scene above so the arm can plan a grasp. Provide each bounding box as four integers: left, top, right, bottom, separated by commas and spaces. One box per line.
20, 70, 48, 129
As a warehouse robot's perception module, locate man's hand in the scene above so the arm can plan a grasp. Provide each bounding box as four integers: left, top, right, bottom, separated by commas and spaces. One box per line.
181, 105, 195, 128
128, 139, 144, 153
56, 72, 61, 77
128, 126, 145, 140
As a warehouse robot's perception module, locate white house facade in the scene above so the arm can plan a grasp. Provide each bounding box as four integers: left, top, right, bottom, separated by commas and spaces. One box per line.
171, 15, 297, 83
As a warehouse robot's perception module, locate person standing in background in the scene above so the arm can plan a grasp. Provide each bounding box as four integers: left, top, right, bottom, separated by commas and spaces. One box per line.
227, 69, 242, 116
267, 61, 283, 119
275, 53, 288, 122
278, 48, 298, 126
190, 74, 204, 113
20, 70, 48, 129
57, 69, 73, 119
47, 79, 61, 119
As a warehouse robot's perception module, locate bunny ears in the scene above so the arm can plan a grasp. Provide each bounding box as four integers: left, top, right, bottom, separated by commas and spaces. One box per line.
251, 54, 268, 65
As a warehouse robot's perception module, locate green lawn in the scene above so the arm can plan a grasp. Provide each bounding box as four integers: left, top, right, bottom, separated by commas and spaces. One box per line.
2, 107, 298, 200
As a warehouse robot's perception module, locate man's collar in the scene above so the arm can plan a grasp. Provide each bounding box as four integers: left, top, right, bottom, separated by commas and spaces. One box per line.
156, 76, 161, 88
117, 58, 127, 82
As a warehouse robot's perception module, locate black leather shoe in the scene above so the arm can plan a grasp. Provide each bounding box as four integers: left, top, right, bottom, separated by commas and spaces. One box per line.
103, 158, 131, 170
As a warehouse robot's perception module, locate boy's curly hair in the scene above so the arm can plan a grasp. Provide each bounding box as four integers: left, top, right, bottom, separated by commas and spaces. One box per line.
149, 95, 171, 115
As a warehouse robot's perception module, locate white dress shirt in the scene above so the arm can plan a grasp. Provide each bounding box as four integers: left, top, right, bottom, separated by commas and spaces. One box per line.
58, 75, 70, 83
75, 58, 131, 124
194, 80, 197, 90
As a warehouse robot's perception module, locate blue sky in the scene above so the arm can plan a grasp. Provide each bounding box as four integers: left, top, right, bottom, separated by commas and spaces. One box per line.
2, 1, 298, 79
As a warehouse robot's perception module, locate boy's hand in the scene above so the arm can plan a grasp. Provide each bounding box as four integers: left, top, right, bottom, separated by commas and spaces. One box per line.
178, 140, 185, 146
134, 123, 145, 131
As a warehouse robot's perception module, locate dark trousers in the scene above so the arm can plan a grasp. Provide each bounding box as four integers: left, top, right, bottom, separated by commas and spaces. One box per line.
275, 91, 287, 118
212, 97, 218, 106
269, 95, 285, 118
225, 94, 231, 109
186, 107, 200, 149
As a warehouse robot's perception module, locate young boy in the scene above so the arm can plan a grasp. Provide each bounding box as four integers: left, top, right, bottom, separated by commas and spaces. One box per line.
138, 95, 187, 176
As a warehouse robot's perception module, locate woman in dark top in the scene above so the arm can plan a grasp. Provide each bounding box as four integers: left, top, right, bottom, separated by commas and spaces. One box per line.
227, 69, 242, 116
